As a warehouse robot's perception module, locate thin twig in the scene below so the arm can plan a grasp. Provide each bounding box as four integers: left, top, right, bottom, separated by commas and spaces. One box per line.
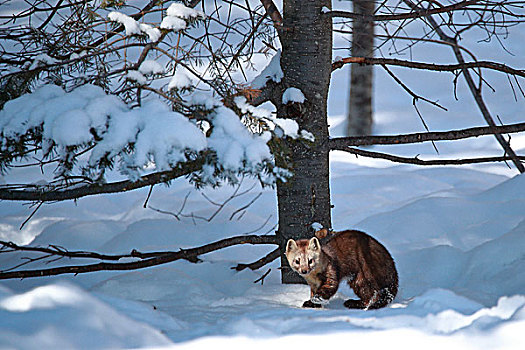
253, 268, 272, 285
19, 201, 43, 230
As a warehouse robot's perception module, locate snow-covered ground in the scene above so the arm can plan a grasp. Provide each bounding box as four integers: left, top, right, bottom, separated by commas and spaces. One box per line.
2, 6, 525, 350
2, 126, 524, 349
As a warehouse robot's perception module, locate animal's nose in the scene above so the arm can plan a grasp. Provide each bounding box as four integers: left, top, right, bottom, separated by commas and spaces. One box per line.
300, 269, 308, 274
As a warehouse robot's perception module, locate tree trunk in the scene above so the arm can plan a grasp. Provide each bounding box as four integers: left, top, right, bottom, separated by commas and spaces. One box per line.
277, 0, 333, 283
347, 0, 375, 136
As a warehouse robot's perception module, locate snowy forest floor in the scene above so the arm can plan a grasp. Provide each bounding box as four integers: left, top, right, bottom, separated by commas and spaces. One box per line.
1, 118, 525, 349
2, 22, 525, 349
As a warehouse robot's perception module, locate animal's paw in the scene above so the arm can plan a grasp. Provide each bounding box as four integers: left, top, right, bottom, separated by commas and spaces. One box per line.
311, 294, 329, 305
302, 300, 322, 308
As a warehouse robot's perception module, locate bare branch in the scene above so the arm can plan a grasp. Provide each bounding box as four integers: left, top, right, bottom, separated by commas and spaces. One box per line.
330, 0, 480, 22
260, 0, 283, 31
334, 147, 525, 166
332, 57, 525, 78
253, 268, 272, 284
0, 234, 279, 280
330, 122, 525, 148
401, 0, 525, 173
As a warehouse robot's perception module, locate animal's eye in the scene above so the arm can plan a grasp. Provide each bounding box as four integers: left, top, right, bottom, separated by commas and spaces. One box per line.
308, 258, 313, 265
294, 259, 300, 265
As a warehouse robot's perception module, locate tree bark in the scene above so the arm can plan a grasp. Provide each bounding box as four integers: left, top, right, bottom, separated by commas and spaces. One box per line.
347, 0, 375, 136
277, 0, 333, 283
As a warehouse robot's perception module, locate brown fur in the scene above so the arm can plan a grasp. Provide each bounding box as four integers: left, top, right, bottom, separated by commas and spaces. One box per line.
286, 229, 398, 310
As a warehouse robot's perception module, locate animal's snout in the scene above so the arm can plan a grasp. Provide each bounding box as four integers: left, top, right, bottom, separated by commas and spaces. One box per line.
300, 269, 308, 274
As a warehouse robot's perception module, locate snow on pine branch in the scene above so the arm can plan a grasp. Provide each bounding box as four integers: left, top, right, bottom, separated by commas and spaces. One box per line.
0, 84, 279, 185
108, 3, 205, 39
160, 3, 206, 31
107, 12, 161, 42
250, 50, 283, 89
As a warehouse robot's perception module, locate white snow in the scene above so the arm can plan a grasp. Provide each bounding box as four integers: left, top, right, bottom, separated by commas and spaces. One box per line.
0, 84, 211, 178
139, 60, 164, 75
161, 3, 205, 31
1, 160, 525, 348
250, 50, 284, 89
139, 23, 161, 42
273, 118, 299, 138
166, 3, 206, 20
208, 107, 272, 171
282, 87, 306, 104
108, 12, 161, 42
127, 70, 147, 84
168, 68, 193, 90
108, 11, 142, 36
1, 7, 525, 350
160, 16, 187, 31
29, 54, 57, 69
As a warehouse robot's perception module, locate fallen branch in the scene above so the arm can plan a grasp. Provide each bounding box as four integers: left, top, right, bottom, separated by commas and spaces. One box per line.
0, 234, 278, 280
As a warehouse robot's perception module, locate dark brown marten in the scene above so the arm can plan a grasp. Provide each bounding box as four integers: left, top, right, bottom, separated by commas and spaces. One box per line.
285, 229, 398, 309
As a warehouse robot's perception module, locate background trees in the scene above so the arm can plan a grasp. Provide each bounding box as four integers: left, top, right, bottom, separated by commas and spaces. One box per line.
1, 0, 525, 283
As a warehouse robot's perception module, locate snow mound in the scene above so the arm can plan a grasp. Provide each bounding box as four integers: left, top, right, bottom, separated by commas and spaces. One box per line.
0, 283, 172, 349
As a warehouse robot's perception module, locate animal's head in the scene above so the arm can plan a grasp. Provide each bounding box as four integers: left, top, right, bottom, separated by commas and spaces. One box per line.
285, 237, 321, 276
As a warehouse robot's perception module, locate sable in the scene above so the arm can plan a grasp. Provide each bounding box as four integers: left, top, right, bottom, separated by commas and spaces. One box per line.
286, 229, 398, 310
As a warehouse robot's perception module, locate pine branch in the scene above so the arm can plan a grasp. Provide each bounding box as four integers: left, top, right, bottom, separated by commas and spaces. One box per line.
0, 156, 206, 202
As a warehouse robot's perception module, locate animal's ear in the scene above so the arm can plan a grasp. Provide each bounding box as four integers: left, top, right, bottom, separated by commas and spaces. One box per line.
308, 237, 320, 251
286, 239, 297, 253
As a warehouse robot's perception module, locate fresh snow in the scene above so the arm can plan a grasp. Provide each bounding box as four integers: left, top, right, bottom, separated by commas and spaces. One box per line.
208, 107, 272, 172
107, 12, 161, 42
166, 3, 206, 20
160, 3, 205, 31
250, 50, 283, 89
160, 16, 187, 31
108, 12, 142, 37
168, 68, 193, 90
1, 7, 525, 350
282, 87, 306, 104
139, 60, 164, 75
139, 23, 161, 42
1, 157, 525, 349
126, 70, 147, 84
